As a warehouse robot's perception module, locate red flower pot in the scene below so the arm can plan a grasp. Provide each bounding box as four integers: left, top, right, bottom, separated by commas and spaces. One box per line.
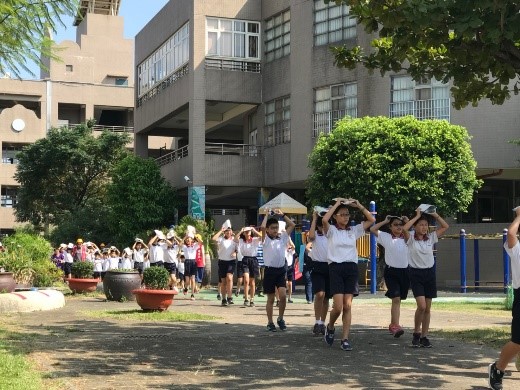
0, 272, 16, 293
132, 289, 178, 311
66, 278, 99, 293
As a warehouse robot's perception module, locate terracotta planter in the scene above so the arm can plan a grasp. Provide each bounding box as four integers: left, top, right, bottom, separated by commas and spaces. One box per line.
103, 270, 141, 301
132, 288, 177, 311
66, 278, 99, 293
0, 272, 16, 293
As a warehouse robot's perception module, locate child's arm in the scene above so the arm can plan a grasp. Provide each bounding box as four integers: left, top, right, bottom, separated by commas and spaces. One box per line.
260, 213, 269, 242
308, 211, 318, 241
507, 208, 520, 248
323, 198, 346, 234
275, 209, 295, 236
350, 199, 375, 230
430, 211, 450, 238
370, 215, 391, 237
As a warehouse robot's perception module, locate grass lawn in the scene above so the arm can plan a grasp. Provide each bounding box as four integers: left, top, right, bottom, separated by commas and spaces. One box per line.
84, 309, 220, 322
435, 326, 511, 350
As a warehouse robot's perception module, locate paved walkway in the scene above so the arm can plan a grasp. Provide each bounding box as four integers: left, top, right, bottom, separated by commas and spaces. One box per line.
2, 288, 519, 389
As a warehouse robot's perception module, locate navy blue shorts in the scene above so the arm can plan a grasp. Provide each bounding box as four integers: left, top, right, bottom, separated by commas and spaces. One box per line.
218, 260, 236, 280
286, 265, 294, 282
242, 256, 259, 278
184, 259, 196, 277
384, 266, 410, 300
164, 262, 177, 275
150, 261, 164, 267
329, 262, 359, 297
63, 263, 72, 275
263, 266, 287, 294
133, 262, 144, 275
512, 288, 520, 344
236, 261, 244, 278
311, 261, 331, 298
408, 267, 437, 299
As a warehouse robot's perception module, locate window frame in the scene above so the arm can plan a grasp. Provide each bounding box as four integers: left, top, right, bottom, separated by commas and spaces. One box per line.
264, 9, 291, 62
206, 17, 261, 61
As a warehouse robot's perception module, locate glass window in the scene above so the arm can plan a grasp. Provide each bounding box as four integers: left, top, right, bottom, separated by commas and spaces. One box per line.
137, 22, 190, 97
313, 83, 357, 136
1, 186, 18, 208
264, 96, 291, 147
313, 0, 356, 46
205, 17, 260, 60
264, 9, 290, 63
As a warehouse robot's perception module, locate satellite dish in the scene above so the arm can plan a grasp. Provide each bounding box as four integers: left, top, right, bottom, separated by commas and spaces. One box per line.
12, 119, 25, 132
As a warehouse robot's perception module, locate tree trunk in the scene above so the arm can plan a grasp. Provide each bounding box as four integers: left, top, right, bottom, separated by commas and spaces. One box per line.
202, 254, 212, 286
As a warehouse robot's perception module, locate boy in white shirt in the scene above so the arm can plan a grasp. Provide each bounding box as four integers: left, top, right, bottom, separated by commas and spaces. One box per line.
488, 207, 520, 390
261, 208, 295, 332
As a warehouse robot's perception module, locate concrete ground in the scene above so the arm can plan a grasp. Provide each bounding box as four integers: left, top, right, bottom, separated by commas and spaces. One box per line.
1, 287, 518, 390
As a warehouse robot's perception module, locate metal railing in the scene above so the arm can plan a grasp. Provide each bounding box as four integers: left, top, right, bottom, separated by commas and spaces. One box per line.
389, 98, 450, 121
156, 145, 189, 167
205, 58, 261, 73
312, 109, 356, 137
137, 63, 189, 107
67, 124, 134, 133
155, 142, 261, 167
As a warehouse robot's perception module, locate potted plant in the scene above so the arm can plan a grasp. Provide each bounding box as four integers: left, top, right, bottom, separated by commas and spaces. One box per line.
67, 261, 98, 293
132, 266, 177, 311
0, 267, 16, 293
103, 268, 141, 301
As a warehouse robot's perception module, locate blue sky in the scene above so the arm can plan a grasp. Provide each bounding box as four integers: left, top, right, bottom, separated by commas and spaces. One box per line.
22, 0, 169, 79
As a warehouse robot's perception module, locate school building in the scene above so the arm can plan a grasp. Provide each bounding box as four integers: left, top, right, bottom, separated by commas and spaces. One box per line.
133, 0, 520, 288
0, 0, 170, 236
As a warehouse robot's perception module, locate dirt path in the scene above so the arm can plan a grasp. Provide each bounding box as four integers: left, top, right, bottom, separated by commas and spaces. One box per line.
2, 289, 519, 390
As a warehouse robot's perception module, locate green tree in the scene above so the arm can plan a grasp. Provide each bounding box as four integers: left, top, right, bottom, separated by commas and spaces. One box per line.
0, 0, 79, 77
307, 116, 481, 216
106, 155, 179, 248
14, 123, 130, 227
330, 0, 520, 108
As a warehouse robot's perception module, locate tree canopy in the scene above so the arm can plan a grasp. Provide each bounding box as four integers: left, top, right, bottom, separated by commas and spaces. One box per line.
14, 123, 130, 226
106, 154, 179, 247
0, 0, 79, 77
330, 0, 520, 109
307, 116, 481, 216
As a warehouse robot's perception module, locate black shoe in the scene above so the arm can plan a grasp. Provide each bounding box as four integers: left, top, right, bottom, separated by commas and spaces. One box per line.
420, 336, 432, 348
227, 297, 234, 305
267, 322, 277, 332
277, 317, 287, 331
324, 325, 335, 346
217, 294, 221, 300
288, 299, 293, 303
312, 323, 320, 336
221, 299, 228, 306
411, 332, 421, 348
340, 339, 353, 351
244, 299, 249, 306
249, 300, 255, 307
488, 362, 504, 390
275, 300, 279, 307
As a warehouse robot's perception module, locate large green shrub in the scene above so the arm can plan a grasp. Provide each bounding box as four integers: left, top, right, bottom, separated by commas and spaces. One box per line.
0, 232, 62, 286
143, 266, 170, 290
71, 261, 94, 279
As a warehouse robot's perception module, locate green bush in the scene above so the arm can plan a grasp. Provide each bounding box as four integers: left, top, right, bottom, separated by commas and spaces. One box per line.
0, 232, 62, 286
71, 261, 94, 279
143, 266, 170, 290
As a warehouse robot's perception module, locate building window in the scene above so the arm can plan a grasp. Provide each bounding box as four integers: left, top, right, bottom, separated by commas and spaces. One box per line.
313, 82, 357, 137
137, 22, 189, 97
248, 112, 258, 156
1, 186, 18, 208
66, 65, 73, 72
265, 96, 290, 147
314, 0, 356, 46
115, 77, 128, 86
390, 75, 450, 120
265, 10, 290, 62
2, 143, 27, 164
206, 18, 260, 60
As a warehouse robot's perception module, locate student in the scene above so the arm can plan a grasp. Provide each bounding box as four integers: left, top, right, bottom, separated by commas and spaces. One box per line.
213, 226, 238, 306
323, 198, 375, 351
402, 207, 449, 348
370, 215, 410, 338
236, 226, 262, 307
107, 247, 121, 270
235, 247, 244, 298
194, 234, 205, 292
308, 211, 330, 336
165, 231, 181, 291
261, 209, 295, 331
93, 250, 103, 279
121, 248, 133, 269
63, 243, 74, 279
488, 207, 520, 390
148, 231, 167, 267
285, 240, 297, 303
177, 252, 185, 291
132, 238, 149, 280
181, 235, 203, 300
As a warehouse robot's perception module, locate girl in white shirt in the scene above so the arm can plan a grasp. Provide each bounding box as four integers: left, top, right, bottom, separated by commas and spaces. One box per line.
403, 207, 449, 348
370, 215, 410, 338
322, 198, 375, 352
235, 226, 262, 307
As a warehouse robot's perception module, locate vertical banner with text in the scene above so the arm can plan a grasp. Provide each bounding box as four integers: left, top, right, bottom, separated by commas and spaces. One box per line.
189, 185, 205, 220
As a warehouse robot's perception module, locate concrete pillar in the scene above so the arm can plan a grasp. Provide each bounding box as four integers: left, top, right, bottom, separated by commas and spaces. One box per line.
134, 133, 149, 157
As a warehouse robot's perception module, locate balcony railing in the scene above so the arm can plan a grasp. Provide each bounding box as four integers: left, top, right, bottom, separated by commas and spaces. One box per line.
312, 109, 356, 138
205, 58, 261, 73
137, 63, 189, 107
389, 98, 450, 121
67, 124, 134, 133
155, 143, 261, 167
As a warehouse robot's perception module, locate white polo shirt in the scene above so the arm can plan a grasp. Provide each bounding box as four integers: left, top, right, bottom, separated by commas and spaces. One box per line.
326, 224, 365, 264
406, 231, 438, 269
504, 241, 520, 289
133, 249, 146, 263
165, 245, 179, 264
310, 233, 328, 263
217, 237, 236, 261
238, 237, 260, 257
263, 232, 289, 268
182, 243, 199, 260
376, 231, 409, 268
285, 249, 295, 267
151, 242, 166, 263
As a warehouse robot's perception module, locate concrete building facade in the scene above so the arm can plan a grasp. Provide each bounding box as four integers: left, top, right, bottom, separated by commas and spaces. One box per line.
135, 0, 520, 287
0, 0, 168, 235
